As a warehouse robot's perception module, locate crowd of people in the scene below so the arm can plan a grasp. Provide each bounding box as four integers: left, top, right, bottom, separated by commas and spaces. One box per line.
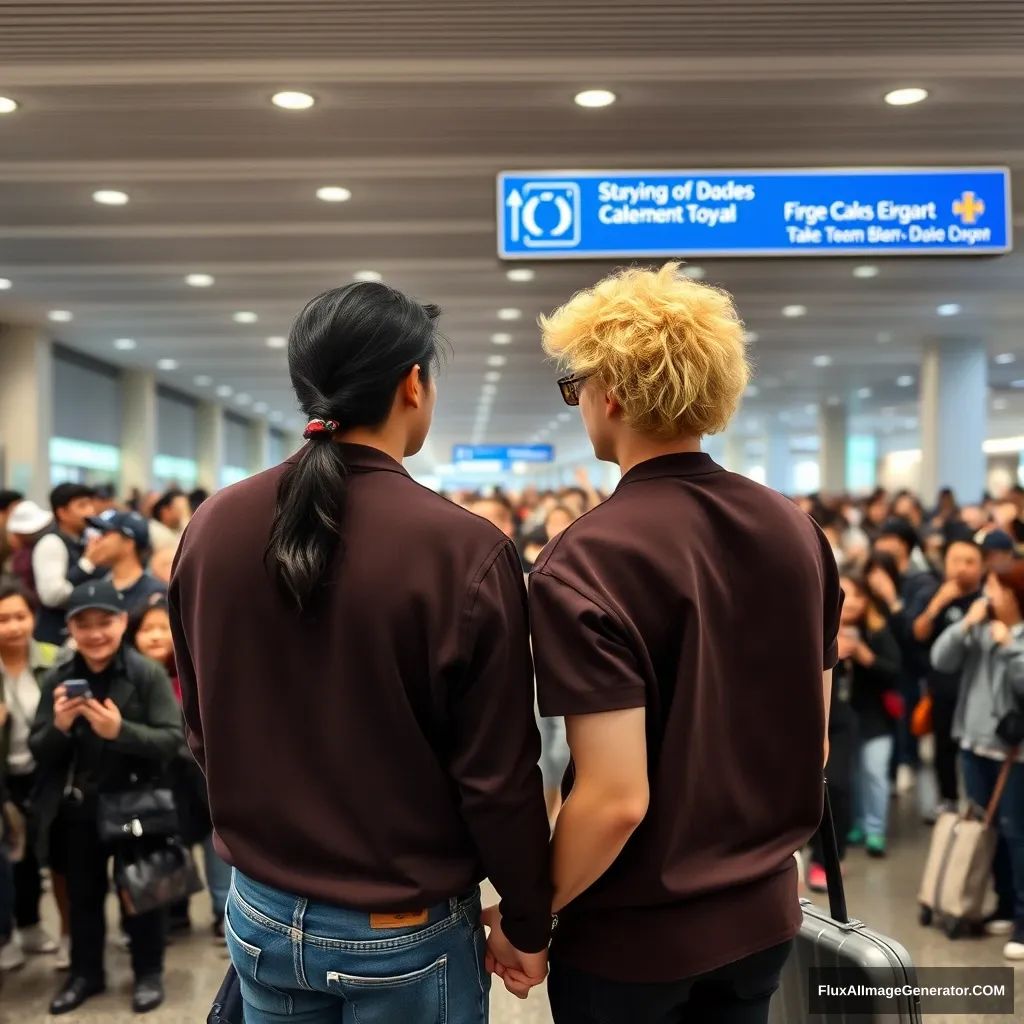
1, 264, 1023, 1022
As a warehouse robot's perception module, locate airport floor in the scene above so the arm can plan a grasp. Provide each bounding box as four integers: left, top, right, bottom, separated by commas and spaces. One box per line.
2, 797, 1022, 1023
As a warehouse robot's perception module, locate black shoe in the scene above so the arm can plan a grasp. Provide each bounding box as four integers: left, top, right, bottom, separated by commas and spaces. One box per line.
133, 974, 164, 1014
50, 975, 105, 1016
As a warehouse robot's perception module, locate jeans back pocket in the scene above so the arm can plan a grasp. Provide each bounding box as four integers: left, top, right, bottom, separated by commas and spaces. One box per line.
327, 955, 447, 1024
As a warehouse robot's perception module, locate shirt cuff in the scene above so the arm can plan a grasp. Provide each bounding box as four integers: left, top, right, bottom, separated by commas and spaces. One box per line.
500, 910, 555, 954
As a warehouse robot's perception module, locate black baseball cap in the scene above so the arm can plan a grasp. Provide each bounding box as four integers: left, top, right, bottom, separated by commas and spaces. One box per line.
86, 509, 150, 549
65, 580, 127, 622
981, 529, 1016, 553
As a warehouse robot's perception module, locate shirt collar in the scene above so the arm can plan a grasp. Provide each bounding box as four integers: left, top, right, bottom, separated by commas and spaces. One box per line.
616, 451, 722, 489
73, 645, 125, 679
288, 442, 409, 477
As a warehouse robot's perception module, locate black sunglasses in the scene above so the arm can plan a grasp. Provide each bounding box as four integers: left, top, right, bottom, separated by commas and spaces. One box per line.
557, 374, 589, 407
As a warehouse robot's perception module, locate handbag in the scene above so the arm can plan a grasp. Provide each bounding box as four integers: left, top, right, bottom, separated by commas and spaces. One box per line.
114, 838, 203, 916
209, 965, 245, 1024
911, 693, 933, 737
97, 787, 178, 844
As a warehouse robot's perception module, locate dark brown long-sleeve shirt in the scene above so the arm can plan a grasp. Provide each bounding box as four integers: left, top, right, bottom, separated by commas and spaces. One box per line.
168, 443, 552, 952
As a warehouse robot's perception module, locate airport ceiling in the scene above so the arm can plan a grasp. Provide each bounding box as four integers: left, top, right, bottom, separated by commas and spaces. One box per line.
1, 0, 1024, 470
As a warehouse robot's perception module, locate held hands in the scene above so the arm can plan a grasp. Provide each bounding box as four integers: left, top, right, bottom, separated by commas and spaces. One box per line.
53, 686, 87, 734
481, 905, 548, 1000
964, 597, 990, 629
81, 698, 123, 740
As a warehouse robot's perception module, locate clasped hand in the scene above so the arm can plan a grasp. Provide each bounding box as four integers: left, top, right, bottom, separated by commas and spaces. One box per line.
53, 686, 122, 740
480, 905, 548, 1000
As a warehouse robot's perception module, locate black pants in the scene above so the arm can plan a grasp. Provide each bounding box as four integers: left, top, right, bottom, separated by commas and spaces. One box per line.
931, 689, 960, 804
811, 717, 856, 865
547, 940, 794, 1024
6, 772, 42, 929
57, 808, 165, 983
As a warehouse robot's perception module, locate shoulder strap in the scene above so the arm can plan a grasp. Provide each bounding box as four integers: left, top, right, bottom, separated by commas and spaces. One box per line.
984, 749, 1020, 828
817, 780, 849, 924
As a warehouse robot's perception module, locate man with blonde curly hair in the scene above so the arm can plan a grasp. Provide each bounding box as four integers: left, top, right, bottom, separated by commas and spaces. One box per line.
506, 263, 841, 1022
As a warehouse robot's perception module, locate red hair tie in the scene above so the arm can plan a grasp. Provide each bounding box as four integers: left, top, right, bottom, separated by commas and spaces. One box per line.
303, 418, 339, 440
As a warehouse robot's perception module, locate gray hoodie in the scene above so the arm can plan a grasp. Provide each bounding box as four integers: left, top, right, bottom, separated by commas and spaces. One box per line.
930, 620, 1024, 753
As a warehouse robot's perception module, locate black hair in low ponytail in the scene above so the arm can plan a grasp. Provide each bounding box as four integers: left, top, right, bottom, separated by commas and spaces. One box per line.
266, 283, 440, 610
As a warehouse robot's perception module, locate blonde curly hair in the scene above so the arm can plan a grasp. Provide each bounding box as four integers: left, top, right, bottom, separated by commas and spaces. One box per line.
539, 262, 751, 437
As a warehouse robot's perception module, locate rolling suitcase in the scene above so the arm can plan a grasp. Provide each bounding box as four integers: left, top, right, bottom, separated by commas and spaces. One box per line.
768, 785, 923, 1023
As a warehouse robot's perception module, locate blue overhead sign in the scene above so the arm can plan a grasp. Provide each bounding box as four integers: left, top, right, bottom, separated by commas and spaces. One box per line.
453, 444, 554, 464
497, 168, 1011, 259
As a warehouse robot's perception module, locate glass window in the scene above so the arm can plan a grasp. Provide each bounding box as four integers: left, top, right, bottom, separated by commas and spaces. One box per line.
49, 437, 121, 487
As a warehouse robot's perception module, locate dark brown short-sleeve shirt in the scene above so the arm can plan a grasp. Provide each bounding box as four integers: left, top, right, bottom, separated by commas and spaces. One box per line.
169, 444, 553, 952
530, 452, 842, 982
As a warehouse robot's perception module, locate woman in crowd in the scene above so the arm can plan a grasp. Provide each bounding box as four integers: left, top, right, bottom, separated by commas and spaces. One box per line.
0, 582, 65, 971
931, 562, 1024, 961
840, 574, 903, 860
544, 504, 576, 542
126, 599, 231, 937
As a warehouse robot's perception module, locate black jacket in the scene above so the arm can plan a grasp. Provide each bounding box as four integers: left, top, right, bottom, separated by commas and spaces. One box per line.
846, 625, 903, 741
29, 646, 183, 859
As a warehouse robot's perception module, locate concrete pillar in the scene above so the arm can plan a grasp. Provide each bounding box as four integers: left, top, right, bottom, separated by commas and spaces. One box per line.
119, 370, 157, 495
196, 401, 224, 492
0, 325, 53, 502
723, 435, 746, 474
919, 340, 987, 506
765, 426, 792, 494
249, 419, 271, 474
819, 402, 848, 495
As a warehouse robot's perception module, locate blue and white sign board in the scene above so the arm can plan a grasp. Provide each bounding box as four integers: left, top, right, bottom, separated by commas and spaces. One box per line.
453, 444, 554, 464
497, 168, 1011, 258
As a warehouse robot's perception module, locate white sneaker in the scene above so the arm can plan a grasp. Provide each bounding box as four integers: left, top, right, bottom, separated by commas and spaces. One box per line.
20, 924, 58, 955
0, 937, 25, 972
985, 919, 1015, 937
1002, 939, 1024, 960
54, 936, 70, 971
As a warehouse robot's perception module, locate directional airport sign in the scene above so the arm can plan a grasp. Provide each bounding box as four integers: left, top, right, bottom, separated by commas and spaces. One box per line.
497, 168, 1011, 259
453, 444, 554, 464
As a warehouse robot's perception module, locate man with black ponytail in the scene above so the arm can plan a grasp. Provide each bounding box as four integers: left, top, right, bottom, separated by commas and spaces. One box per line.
169, 282, 552, 1023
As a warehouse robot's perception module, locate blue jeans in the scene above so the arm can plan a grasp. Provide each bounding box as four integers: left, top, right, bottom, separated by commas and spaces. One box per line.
226, 870, 490, 1024
961, 751, 1024, 924
852, 734, 893, 837
203, 834, 232, 920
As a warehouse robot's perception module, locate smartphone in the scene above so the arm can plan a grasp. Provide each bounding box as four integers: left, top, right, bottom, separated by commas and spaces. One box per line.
63, 679, 93, 700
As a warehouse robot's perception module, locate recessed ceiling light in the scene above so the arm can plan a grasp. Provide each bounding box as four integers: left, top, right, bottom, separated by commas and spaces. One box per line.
574, 89, 617, 108
745, 385, 760, 397
885, 87, 929, 106
272, 90, 315, 110
782, 304, 807, 318
813, 355, 833, 368
235, 393, 252, 405
0, 278, 11, 290
316, 186, 351, 202
745, 331, 759, 344
497, 308, 522, 321
486, 355, 507, 367
682, 265, 706, 280
113, 338, 137, 351
506, 268, 535, 282
156, 358, 178, 371
937, 303, 961, 317
92, 189, 129, 206
857, 387, 873, 399
994, 398, 1009, 411
194, 375, 212, 387
269, 411, 284, 423
265, 336, 287, 349
353, 270, 382, 283
215, 384, 234, 398
233, 311, 258, 324
484, 371, 501, 383
47, 310, 72, 322
995, 353, 1016, 365
897, 375, 915, 387
0, 97, 18, 114
876, 331, 892, 344
253, 401, 268, 414
491, 332, 513, 345
853, 265, 879, 278
185, 273, 214, 288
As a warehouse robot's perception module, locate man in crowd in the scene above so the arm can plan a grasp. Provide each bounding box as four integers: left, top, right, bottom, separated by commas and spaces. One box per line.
84, 510, 166, 612
31, 485, 104, 645
147, 492, 189, 554
466, 493, 517, 540
489, 263, 842, 1023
